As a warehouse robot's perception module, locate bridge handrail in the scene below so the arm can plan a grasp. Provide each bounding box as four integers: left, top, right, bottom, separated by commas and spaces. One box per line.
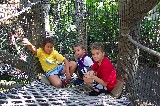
126, 34, 160, 58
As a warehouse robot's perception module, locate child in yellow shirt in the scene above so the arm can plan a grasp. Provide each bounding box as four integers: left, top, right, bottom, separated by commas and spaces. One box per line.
22, 37, 76, 88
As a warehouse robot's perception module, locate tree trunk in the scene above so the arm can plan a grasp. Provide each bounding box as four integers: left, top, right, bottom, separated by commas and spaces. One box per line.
74, 0, 87, 51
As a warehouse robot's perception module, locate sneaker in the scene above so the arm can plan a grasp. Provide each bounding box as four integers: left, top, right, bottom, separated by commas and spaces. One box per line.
73, 78, 84, 86
89, 90, 102, 96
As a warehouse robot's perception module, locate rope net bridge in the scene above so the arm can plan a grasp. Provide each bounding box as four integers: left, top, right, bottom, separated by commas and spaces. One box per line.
0, 0, 160, 106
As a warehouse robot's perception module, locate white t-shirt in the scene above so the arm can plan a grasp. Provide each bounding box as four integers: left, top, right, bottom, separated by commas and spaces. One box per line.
83, 56, 94, 67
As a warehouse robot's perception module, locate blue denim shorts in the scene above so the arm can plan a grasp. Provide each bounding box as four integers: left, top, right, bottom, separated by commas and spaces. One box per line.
45, 65, 64, 78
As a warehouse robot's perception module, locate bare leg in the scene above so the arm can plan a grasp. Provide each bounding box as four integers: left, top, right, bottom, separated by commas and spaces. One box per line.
83, 77, 93, 87
48, 75, 62, 88
61, 61, 77, 76
83, 77, 100, 92
69, 61, 77, 76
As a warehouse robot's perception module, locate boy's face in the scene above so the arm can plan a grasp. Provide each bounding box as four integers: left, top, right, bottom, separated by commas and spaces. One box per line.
44, 43, 54, 54
74, 46, 85, 58
91, 49, 105, 62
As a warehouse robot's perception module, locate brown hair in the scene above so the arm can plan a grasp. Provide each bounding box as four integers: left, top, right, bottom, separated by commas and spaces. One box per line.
91, 42, 105, 52
73, 43, 86, 51
42, 37, 54, 48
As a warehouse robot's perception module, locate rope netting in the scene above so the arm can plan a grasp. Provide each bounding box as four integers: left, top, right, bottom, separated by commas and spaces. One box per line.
120, 34, 160, 105
118, 0, 160, 105
0, 0, 43, 90
0, 0, 132, 106
0, 0, 159, 106
0, 80, 132, 106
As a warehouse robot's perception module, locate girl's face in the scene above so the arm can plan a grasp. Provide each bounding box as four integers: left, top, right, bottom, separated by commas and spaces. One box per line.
44, 43, 54, 54
74, 46, 85, 58
91, 49, 105, 63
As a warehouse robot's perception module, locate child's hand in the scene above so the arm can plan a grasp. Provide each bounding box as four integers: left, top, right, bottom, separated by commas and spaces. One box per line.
88, 71, 95, 76
84, 71, 95, 79
22, 38, 32, 46
22, 38, 37, 55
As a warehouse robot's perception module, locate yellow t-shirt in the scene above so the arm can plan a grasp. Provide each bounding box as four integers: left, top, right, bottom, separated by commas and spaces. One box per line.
36, 48, 65, 72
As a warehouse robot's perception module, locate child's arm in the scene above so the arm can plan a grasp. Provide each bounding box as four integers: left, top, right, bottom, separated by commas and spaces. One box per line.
92, 76, 107, 86
22, 38, 37, 55
63, 58, 71, 80
84, 71, 107, 86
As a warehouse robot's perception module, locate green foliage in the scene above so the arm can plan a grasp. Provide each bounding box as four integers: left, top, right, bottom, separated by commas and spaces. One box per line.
140, 7, 160, 52
49, 0, 77, 55
50, 0, 56, 4
87, 1, 119, 41
49, 0, 159, 64
49, 0, 119, 62
138, 5, 160, 66
86, 1, 119, 63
